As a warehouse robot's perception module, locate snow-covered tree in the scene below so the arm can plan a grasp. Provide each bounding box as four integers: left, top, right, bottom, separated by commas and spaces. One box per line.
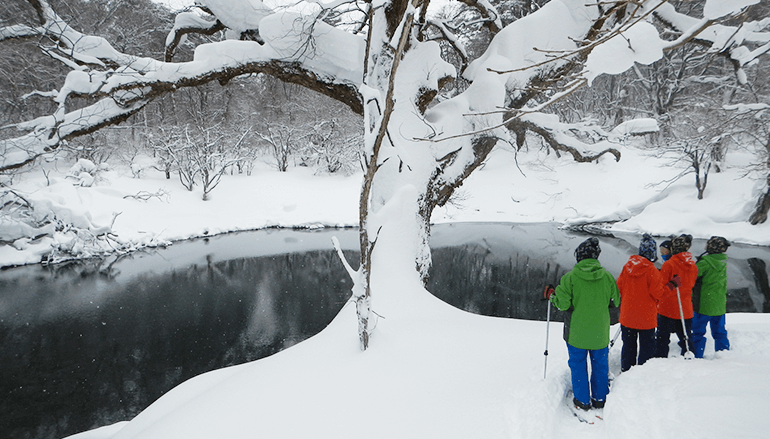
1, 0, 768, 349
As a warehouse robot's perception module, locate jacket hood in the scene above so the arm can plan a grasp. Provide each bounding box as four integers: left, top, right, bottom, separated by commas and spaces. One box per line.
699, 252, 728, 270
671, 251, 696, 266
573, 258, 606, 281
622, 255, 654, 277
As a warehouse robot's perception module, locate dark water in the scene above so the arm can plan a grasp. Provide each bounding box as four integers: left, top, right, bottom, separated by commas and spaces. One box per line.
1, 223, 768, 439
428, 223, 770, 319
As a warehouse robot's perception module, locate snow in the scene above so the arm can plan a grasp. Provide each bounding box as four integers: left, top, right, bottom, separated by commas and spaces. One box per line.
0, 131, 765, 439
5, 0, 770, 438
197, 0, 273, 34
611, 118, 659, 136
583, 22, 663, 85
704, 0, 761, 20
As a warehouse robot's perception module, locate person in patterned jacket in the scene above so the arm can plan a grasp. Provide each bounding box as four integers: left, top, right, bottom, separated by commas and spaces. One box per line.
617, 234, 665, 372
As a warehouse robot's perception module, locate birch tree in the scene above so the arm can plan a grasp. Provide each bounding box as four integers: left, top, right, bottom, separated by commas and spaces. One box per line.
1, 0, 768, 350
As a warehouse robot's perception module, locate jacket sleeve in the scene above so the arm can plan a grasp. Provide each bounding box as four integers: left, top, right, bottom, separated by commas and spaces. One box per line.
648, 267, 666, 302
550, 273, 573, 312
658, 262, 673, 301
608, 273, 620, 308
616, 270, 626, 298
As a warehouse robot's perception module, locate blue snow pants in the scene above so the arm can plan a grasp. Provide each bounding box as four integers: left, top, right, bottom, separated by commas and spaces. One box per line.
620, 326, 656, 372
692, 312, 730, 358
567, 343, 609, 406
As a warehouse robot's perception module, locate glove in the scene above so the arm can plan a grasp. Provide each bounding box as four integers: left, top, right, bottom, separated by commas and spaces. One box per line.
666, 275, 682, 290
543, 284, 556, 299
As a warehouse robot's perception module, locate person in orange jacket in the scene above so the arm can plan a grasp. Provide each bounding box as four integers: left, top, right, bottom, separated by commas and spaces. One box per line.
655, 234, 699, 357
617, 234, 665, 371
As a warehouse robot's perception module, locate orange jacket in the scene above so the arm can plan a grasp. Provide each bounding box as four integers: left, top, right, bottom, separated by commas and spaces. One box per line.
617, 255, 664, 330
658, 252, 699, 319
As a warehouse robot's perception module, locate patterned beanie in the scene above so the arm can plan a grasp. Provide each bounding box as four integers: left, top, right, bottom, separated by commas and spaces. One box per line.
706, 236, 730, 254
639, 233, 657, 262
575, 237, 601, 262
683, 234, 693, 250
672, 234, 690, 255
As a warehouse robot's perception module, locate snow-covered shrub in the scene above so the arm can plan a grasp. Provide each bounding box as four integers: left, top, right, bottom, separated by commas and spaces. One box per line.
130, 154, 160, 178
66, 158, 107, 187
298, 120, 361, 176
0, 185, 127, 264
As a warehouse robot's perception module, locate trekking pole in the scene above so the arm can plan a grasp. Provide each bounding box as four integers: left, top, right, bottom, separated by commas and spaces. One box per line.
544, 298, 551, 379
675, 286, 695, 359
609, 325, 621, 349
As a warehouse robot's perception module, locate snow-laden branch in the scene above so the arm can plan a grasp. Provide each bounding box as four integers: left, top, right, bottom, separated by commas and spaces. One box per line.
723, 102, 770, 113
509, 113, 622, 163
456, 0, 503, 34
0, 23, 42, 41
1, 5, 366, 172
647, 0, 770, 82
164, 10, 227, 61
423, 18, 469, 67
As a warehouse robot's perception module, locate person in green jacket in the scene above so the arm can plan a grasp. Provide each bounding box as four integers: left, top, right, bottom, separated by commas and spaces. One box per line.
547, 237, 620, 411
692, 236, 731, 358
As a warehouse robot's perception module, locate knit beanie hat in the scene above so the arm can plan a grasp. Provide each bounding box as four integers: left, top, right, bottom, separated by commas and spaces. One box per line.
706, 236, 730, 254
672, 234, 690, 255
639, 233, 657, 262
683, 234, 693, 250
575, 237, 601, 262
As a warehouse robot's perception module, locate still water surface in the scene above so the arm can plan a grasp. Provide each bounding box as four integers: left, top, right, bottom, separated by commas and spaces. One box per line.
2, 223, 768, 439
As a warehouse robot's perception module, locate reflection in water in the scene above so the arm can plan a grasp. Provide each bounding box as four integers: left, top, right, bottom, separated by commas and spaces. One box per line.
747, 258, 770, 312
428, 243, 570, 321
0, 250, 353, 439
1, 223, 769, 439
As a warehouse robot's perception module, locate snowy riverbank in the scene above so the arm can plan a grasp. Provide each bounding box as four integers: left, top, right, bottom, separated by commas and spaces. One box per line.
2, 140, 769, 269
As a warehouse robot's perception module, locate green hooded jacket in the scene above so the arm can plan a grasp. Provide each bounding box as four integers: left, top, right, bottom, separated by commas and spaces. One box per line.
694, 253, 728, 316
550, 258, 620, 350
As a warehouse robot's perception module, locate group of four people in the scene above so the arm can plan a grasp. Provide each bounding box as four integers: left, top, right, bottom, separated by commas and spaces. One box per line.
545, 233, 731, 411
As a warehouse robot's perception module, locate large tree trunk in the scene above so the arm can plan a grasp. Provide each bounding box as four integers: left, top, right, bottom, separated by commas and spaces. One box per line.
750, 175, 770, 225
750, 139, 770, 225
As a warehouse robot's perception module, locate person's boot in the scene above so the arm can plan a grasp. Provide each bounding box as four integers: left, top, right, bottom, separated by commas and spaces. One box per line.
573, 398, 591, 411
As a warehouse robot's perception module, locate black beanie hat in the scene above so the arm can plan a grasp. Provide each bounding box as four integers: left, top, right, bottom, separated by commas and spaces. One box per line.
706, 236, 730, 254
575, 237, 601, 262
672, 234, 690, 255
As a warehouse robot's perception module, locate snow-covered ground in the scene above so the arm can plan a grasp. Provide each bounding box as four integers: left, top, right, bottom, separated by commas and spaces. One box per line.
3, 140, 769, 439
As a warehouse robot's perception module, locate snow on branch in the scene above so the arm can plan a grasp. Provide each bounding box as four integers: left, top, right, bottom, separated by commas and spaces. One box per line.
723, 102, 770, 113
164, 11, 227, 62
456, 0, 503, 34
508, 113, 621, 163
1, 2, 367, 172
423, 18, 469, 69
0, 23, 42, 41
647, 0, 770, 82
